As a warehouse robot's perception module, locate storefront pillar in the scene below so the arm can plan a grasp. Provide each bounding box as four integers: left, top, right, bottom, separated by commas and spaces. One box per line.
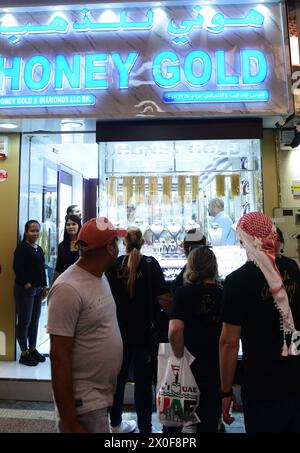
0, 134, 20, 360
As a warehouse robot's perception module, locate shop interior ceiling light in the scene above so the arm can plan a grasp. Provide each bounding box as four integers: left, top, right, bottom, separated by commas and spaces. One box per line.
0, 122, 18, 129
61, 120, 83, 128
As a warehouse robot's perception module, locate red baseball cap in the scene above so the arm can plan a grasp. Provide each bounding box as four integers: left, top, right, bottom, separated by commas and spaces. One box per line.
77, 217, 126, 251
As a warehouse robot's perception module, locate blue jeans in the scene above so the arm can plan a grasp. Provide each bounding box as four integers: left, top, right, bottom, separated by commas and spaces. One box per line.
242, 395, 300, 433
14, 284, 42, 352
110, 344, 154, 434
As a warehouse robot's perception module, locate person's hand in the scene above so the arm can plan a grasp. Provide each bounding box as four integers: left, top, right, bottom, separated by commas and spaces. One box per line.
222, 396, 235, 425
24, 282, 32, 289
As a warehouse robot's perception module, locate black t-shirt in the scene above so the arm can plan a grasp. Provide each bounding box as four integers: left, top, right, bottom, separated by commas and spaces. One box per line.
106, 255, 168, 346
13, 241, 47, 287
55, 242, 79, 274
222, 259, 300, 400
170, 265, 186, 296
171, 282, 223, 385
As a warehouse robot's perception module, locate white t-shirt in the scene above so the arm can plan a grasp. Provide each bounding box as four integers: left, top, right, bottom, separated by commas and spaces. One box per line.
47, 264, 123, 414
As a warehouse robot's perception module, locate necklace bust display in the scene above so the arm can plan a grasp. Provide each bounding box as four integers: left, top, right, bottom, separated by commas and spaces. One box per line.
167, 221, 181, 238
150, 220, 164, 239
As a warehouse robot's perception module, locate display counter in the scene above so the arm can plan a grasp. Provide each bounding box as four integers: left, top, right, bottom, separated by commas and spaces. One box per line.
145, 245, 247, 281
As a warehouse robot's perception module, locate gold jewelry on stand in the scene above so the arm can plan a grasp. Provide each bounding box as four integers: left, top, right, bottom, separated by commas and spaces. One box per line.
178, 175, 186, 203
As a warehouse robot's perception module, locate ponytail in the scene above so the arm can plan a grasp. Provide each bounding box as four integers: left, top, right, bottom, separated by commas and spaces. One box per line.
127, 248, 142, 297
124, 227, 144, 297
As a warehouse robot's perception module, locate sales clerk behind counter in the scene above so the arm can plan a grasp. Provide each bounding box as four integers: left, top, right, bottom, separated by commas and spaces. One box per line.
207, 198, 236, 246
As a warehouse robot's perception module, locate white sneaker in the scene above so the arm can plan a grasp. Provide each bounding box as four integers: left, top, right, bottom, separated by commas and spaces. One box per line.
182, 423, 197, 433
111, 420, 137, 433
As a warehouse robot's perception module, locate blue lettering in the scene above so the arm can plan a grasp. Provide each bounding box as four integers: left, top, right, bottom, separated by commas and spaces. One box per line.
24, 56, 51, 91
0, 56, 21, 91
85, 54, 108, 89
152, 51, 180, 88
184, 51, 211, 86
241, 49, 267, 84
55, 55, 81, 89
216, 50, 239, 85
111, 52, 138, 89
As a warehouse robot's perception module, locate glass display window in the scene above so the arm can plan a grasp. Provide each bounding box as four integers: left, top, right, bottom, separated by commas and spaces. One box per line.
99, 137, 262, 278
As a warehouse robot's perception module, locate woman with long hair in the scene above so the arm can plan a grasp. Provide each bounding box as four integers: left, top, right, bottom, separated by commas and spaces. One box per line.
52, 214, 82, 284
169, 245, 223, 432
106, 227, 171, 434
13, 220, 48, 366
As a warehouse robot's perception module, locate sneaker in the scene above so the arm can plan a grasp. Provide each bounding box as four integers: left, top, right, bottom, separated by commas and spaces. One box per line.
30, 349, 46, 363
182, 423, 198, 433
19, 353, 38, 367
111, 420, 137, 433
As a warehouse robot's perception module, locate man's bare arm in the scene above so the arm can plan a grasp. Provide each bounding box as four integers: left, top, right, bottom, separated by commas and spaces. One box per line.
219, 323, 241, 425
169, 319, 184, 358
50, 334, 86, 433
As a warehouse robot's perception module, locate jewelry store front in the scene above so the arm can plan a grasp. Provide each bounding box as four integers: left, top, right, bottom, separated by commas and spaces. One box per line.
0, 0, 292, 360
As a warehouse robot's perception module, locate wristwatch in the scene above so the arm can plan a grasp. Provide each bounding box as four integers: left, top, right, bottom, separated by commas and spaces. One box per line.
219, 388, 233, 398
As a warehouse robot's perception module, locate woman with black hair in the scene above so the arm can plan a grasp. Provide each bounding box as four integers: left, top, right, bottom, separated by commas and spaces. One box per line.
52, 214, 82, 284
13, 220, 48, 366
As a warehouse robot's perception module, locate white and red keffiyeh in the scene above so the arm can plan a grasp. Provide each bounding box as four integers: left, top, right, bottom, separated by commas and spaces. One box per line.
237, 211, 300, 356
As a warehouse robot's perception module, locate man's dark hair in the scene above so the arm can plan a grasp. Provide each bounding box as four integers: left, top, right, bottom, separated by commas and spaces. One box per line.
276, 227, 284, 244
66, 205, 78, 216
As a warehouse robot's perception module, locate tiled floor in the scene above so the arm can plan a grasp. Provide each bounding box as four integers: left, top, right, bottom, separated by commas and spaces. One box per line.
0, 356, 50, 380
0, 399, 245, 433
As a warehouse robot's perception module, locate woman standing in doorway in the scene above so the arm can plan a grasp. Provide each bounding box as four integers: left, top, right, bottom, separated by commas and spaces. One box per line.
13, 220, 48, 366
52, 214, 82, 283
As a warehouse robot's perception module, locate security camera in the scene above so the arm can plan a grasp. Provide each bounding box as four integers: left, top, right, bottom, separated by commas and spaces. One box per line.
275, 113, 295, 128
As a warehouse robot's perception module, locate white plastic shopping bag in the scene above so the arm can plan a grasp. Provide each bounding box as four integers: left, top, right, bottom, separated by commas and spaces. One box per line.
156, 346, 200, 427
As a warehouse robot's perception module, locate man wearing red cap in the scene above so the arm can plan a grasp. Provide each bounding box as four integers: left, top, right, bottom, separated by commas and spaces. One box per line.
47, 217, 126, 433
219, 212, 300, 433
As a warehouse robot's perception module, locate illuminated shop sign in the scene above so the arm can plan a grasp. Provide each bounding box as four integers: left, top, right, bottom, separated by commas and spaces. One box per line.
0, 3, 291, 118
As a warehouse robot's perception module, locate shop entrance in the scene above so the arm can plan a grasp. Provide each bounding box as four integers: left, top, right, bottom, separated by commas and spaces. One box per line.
17, 127, 262, 358
17, 132, 99, 355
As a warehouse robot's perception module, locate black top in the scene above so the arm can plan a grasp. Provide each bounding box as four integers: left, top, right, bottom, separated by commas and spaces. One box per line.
222, 259, 300, 400
106, 255, 168, 347
55, 242, 79, 274
170, 265, 186, 296
171, 282, 223, 385
13, 241, 47, 287
279, 254, 300, 271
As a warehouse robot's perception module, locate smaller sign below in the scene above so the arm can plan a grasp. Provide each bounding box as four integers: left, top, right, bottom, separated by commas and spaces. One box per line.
163, 90, 269, 104
0, 168, 8, 182
0, 94, 95, 108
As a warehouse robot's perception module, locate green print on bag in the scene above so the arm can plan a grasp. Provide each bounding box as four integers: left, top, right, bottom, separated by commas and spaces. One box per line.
156, 357, 200, 426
